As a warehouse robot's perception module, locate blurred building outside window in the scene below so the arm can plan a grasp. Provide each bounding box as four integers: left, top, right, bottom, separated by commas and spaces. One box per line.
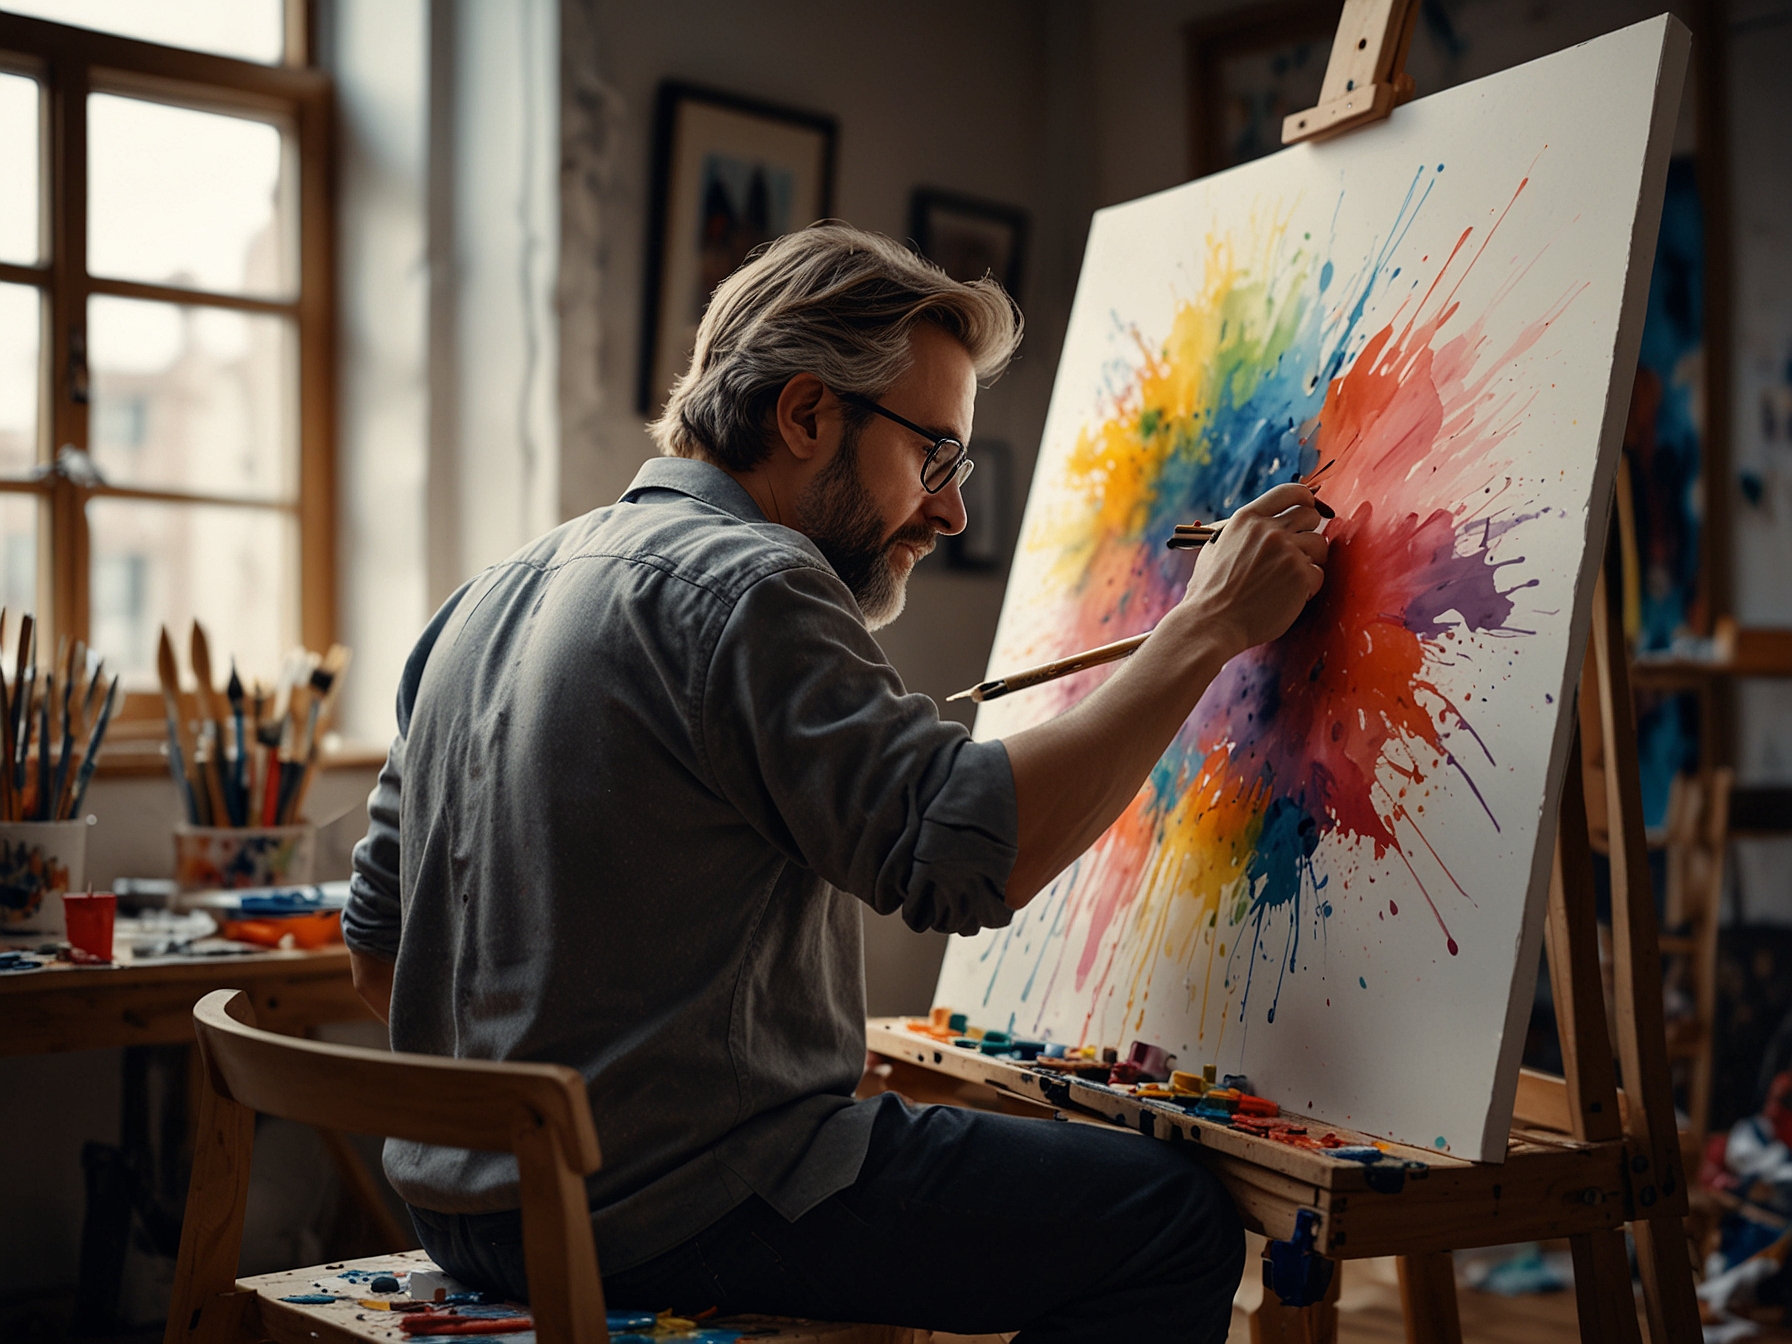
0, 2, 333, 753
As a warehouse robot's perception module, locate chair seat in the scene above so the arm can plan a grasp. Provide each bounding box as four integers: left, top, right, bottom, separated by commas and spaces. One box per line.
241, 1250, 918, 1344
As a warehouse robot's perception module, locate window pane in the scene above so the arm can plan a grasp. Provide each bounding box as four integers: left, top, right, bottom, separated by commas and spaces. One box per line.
5, 1, 283, 65
0, 74, 39, 266
88, 94, 290, 298
87, 295, 296, 501
0, 284, 40, 476
0, 494, 36, 616
88, 498, 296, 685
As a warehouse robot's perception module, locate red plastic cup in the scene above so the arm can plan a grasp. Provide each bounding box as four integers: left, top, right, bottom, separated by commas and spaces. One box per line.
64, 892, 115, 963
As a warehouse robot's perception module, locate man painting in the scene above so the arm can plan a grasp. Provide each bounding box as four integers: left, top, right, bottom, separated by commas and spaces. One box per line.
345, 223, 1327, 1341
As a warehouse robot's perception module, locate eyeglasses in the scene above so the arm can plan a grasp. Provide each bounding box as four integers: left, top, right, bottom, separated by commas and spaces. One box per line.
840, 391, 974, 494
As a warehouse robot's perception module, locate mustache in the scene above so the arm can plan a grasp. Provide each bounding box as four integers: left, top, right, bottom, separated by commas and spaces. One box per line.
887, 524, 936, 558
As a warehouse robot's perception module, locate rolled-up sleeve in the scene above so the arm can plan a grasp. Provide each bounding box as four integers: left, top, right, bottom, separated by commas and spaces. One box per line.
700, 562, 1017, 935
343, 735, 405, 958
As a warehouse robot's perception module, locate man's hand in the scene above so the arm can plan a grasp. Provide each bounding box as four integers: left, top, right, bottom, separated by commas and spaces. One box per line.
1001, 482, 1328, 907
350, 948, 395, 1024
1177, 481, 1328, 659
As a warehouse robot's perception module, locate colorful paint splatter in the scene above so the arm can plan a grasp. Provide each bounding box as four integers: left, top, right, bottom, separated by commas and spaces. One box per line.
974, 164, 1579, 1049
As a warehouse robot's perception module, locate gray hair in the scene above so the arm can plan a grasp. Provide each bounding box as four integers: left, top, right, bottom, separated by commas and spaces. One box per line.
649, 222, 1023, 470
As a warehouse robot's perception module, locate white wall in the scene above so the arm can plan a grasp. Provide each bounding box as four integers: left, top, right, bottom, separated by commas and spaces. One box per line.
330, 0, 559, 746
331, 0, 430, 749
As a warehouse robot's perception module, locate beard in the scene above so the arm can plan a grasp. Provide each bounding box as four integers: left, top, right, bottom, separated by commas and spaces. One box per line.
796, 426, 934, 630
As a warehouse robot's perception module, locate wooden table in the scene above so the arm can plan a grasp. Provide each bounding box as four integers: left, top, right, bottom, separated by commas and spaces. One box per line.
2, 942, 404, 1330
0, 945, 374, 1056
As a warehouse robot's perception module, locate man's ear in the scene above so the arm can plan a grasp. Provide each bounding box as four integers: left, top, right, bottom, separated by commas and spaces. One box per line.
773, 373, 833, 463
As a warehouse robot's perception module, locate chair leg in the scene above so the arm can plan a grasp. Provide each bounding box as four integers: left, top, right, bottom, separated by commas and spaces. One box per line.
1568, 1230, 1644, 1344
164, 1065, 257, 1344
1396, 1252, 1461, 1344
1250, 1259, 1340, 1344
514, 1118, 609, 1344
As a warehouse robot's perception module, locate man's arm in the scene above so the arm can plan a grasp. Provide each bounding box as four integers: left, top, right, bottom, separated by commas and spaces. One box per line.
1002, 482, 1328, 906
350, 948, 395, 1024
343, 735, 406, 1022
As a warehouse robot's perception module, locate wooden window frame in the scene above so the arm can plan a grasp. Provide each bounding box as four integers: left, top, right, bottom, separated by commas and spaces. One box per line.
0, 7, 334, 745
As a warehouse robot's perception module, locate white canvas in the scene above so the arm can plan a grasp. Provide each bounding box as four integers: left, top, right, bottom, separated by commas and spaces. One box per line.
934, 17, 1689, 1161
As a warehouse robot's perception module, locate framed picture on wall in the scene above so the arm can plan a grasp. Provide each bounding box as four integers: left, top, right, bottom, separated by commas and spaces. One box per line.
1184, 1, 1340, 178
908, 188, 1028, 298
638, 82, 837, 415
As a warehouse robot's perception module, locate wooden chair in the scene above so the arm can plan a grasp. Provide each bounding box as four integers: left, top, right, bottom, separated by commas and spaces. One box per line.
166, 989, 914, 1344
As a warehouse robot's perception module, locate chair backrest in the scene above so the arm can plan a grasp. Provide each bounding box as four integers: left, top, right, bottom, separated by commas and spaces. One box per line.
169, 989, 610, 1344
192, 988, 601, 1167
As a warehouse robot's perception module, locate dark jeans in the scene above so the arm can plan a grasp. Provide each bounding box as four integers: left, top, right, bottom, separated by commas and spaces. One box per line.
409, 1096, 1244, 1343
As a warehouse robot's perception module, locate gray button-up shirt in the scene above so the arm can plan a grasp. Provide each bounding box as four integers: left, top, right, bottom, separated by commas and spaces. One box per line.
343, 457, 1018, 1271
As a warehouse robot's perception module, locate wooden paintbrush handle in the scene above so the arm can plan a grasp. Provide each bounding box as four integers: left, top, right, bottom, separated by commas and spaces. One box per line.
993, 632, 1152, 696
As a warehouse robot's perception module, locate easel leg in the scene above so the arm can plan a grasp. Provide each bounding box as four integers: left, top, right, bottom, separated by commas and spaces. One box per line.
1395, 1253, 1461, 1344
1589, 553, 1703, 1344
1568, 1230, 1643, 1344
1249, 1261, 1340, 1344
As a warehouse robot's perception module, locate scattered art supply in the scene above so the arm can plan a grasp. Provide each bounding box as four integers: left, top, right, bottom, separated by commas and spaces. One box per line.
933, 19, 1686, 1161
157, 622, 351, 829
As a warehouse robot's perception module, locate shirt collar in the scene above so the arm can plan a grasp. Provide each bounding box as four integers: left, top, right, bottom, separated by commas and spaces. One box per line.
620, 456, 769, 524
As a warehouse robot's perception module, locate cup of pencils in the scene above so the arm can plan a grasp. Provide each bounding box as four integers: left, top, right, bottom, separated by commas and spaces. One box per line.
0, 610, 119, 941
158, 622, 349, 892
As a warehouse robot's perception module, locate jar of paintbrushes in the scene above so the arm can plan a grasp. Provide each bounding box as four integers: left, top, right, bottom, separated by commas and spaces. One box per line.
159, 621, 350, 892
0, 610, 120, 945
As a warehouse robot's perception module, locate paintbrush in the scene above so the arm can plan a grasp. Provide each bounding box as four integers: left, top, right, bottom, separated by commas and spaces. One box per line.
0, 609, 13, 823
286, 645, 351, 825
259, 655, 302, 827
79, 654, 104, 742
227, 661, 246, 826
49, 658, 75, 822
67, 675, 118, 820
947, 631, 1153, 705
157, 627, 203, 824
951, 467, 1345, 705
248, 679, 270, 826
275, 662, 314, 825
189, 622, 232, 827
14, 637, 32, 806
10, 614, 30, 805
35, 669, 50, 821
1164, 493, 1336, 551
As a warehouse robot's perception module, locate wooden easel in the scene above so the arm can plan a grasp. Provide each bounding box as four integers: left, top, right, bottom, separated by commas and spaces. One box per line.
868, 5, 1701, 1338
869, 533, 1699, 1342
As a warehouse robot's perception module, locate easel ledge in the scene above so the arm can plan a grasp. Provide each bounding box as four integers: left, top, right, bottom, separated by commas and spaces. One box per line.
868, 1017, 1639, 1262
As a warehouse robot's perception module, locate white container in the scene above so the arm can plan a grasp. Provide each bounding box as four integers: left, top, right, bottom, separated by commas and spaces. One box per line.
174, 824, 316, 893
0, 818, 89, 942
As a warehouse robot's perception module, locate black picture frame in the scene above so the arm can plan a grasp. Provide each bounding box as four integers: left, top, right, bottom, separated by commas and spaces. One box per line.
908, 188, 1028, 299
638, 82, 837, 415
1184, 1, 1341, 179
